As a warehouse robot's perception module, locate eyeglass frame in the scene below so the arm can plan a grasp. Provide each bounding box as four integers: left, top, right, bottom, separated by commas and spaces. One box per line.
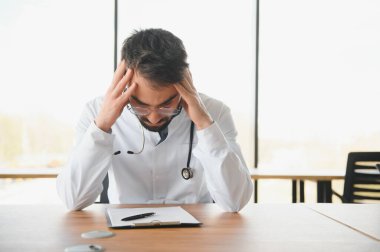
127, 95, 182, 117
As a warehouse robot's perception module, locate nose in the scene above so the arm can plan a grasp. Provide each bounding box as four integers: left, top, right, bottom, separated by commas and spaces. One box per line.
146, 111, 163, 125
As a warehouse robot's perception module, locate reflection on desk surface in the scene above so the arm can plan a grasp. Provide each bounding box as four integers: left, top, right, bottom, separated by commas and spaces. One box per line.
307, 204, 380, 242
0, 203, 379, 252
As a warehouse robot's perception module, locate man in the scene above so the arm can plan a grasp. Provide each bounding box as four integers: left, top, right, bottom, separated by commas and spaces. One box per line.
57, 28, 253, 212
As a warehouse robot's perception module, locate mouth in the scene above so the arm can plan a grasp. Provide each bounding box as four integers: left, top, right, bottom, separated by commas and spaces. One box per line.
141, 118, 167, 127
138, 117, 171, 132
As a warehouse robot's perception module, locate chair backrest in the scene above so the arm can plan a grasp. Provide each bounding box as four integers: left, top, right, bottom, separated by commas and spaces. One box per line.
343, 152, 380, 203
98, 174, 109, 203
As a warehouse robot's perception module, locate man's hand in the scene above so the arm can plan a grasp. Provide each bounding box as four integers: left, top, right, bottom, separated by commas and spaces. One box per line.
174, 69, 213, 130
95, 60, 137, 132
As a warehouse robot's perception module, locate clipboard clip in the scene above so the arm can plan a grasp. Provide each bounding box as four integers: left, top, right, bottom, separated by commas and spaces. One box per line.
133, 220, 181, 227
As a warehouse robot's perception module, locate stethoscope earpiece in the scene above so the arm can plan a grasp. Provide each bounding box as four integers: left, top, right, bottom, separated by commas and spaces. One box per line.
181, 167, 193, 180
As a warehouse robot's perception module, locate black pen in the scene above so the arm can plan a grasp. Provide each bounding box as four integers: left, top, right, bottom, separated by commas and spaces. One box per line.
121, 212, 155, 221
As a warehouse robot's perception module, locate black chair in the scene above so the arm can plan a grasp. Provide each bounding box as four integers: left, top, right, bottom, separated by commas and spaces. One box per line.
95, 174, 109, 203
333, 152, 380, 203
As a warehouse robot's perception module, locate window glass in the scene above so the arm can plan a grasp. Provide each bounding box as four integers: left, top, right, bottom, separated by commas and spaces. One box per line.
259, 0, 380, 170
118, 0, 256, 167
0, 0, 113, 168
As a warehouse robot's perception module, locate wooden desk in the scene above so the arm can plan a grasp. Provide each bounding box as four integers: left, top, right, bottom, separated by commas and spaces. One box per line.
308, 204, 380, 241
250, 168, 345, 203
0, 168, 60, 178
0, 204, 379, 251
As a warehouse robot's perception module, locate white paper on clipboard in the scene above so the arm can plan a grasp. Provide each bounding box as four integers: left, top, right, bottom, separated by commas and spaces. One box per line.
106, 206, 202, 228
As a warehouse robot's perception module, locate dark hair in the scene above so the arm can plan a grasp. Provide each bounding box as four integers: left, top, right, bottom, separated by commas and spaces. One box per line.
121, 28, 189, 86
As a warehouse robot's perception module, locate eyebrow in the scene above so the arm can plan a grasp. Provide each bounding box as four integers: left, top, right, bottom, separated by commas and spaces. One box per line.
131, 94, 178, 107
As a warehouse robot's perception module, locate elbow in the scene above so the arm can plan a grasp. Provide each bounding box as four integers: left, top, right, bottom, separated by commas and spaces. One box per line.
57, 190, 87, 211
215, 200, 245, 213
65, 200, 86, 211
236, 179, 253, 211
56, 175, 92, 211
215, 176, 253, 212
59, 191, 94, 211
60, 194, 92, 211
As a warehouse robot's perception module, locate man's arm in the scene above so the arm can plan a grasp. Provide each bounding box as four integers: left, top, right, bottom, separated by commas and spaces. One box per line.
193, 101, 253, 212
56, 101, 114, 210
56, 61, 136, 210
174, 70, 253, 212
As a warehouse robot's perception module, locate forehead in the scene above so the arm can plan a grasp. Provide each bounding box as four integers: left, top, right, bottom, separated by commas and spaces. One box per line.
130, 71, 177, 105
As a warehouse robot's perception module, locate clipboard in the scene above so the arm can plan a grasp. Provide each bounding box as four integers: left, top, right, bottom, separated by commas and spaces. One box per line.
105, 206, 202, 229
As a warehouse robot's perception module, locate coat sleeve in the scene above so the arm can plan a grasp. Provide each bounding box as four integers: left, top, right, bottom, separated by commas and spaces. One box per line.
56, 100, 114, 210
192, 102, 253, 212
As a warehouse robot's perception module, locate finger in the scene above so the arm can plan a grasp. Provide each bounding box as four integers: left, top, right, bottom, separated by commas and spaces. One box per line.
184, 68, 192, 80
181, 70, 197, 93
106, 61, 127, 94
174, 83, 185, 94
120, 82, 137, 106
173, 85, 189, 111
178, 78, 196, 96
183, 68, 193, 84
112, 60, 127, 87
174, 83, 192, 101
112, 68, 134, 97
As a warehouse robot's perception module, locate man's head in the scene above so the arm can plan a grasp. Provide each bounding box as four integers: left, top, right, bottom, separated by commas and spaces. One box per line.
121, 28, 188, 132
121, 28, 188, 87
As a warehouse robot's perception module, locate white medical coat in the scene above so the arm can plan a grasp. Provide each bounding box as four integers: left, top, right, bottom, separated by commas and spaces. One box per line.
56, 93, 253, 212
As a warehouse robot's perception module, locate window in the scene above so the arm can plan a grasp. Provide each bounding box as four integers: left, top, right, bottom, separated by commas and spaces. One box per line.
0, 0, 255, 203
118, 0, 256, 167
0, 0, 113, 169
0, 0, 113, 203
259, 0, 380, 170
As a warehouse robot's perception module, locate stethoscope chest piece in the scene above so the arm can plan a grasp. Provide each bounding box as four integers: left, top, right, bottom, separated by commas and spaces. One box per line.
181, 122, 195, 180
181, 167, 193, 180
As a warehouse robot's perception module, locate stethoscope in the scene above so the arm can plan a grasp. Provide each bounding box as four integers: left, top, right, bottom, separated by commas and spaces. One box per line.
114, 121, 195, 180
181, 122, 195, 180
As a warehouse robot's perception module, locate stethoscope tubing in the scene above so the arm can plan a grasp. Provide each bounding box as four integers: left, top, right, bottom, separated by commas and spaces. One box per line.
182, 122, 195, 180
115, 121, 195, 180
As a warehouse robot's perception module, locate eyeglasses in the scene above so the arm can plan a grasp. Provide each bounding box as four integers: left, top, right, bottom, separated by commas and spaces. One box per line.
127, 96, 182, 117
